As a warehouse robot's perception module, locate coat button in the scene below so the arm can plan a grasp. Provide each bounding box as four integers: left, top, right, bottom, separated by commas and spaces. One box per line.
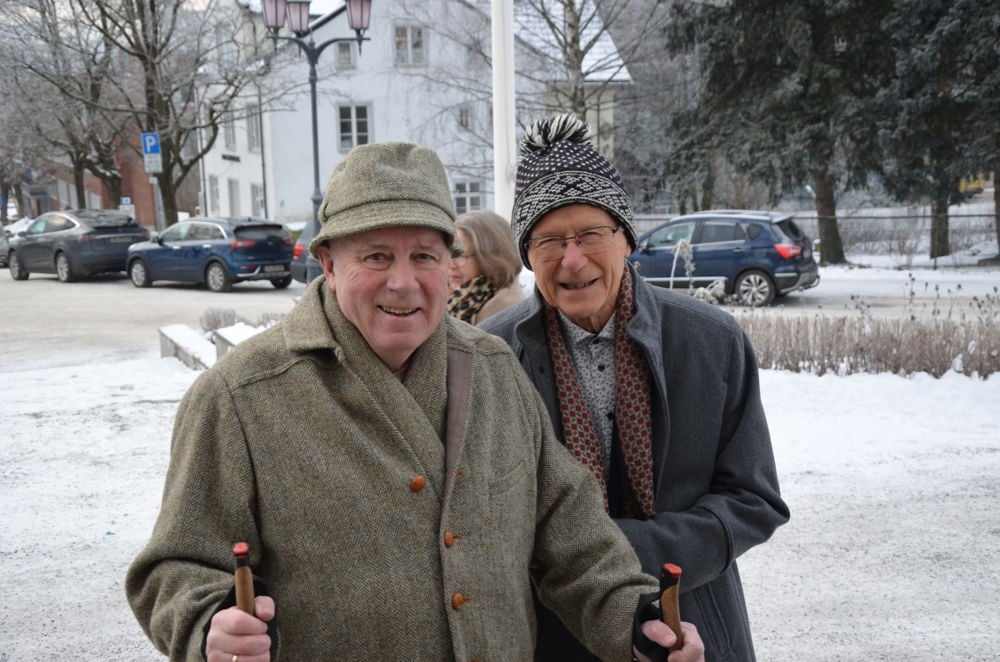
410, 475, 427, 492
451, 592, 466, 610
443, 530, 460, 547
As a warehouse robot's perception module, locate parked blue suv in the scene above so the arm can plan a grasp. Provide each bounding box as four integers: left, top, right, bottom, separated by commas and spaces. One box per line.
126, 217, 294, 292
630, 210, 819, 306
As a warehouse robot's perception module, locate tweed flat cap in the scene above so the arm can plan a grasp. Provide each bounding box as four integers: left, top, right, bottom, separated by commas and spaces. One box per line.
309, 142, 456, 256
511, 114, 636, 268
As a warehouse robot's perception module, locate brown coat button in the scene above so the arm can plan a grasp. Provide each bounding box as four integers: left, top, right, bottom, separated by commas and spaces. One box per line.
451, 592, 466, 610
409, 475, 427, 492
443, 530, 455, 547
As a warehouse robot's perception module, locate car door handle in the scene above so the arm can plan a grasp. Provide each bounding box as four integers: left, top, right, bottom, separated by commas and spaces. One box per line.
732, 248, 745, 253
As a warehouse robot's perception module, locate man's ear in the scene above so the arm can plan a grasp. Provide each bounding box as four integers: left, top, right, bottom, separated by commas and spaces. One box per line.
315, 244, 335, 284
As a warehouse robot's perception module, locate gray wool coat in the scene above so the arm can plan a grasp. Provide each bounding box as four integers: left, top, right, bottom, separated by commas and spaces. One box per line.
480, 264, 790, 662
126, 278, 658, 661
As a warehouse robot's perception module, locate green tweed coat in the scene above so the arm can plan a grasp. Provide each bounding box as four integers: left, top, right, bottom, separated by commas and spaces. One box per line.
126, 279, 658, 661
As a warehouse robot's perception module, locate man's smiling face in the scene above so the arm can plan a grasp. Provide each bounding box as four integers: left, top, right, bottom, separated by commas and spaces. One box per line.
527, 204, 631, 333
318, 226, 451, 371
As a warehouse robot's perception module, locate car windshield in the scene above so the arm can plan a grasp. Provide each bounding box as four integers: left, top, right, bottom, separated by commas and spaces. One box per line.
235, 225, 288, 240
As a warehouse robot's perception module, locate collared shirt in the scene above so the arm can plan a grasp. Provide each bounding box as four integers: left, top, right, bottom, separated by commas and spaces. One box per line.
557, 310, 616, 478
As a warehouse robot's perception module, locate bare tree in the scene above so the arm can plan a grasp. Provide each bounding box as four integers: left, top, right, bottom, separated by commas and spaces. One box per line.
67, 0, 272, 225
0, 0, 129, 209
391, 0, 673, 196
0, 89, 44, 222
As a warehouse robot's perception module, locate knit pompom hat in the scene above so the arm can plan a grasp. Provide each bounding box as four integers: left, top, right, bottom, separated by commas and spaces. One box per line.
511, 113, 636, 268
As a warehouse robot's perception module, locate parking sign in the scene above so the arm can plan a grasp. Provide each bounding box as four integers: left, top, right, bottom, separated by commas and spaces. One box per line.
141, 132, 162, 173
141, 132, 161, 155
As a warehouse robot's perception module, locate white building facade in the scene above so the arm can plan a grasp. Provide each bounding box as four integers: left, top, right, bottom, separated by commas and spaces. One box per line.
200, 0, 626, 226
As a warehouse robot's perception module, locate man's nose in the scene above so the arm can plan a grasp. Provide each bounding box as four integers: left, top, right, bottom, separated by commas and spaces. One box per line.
561, 239, 588, 268
386, 261, 419, 290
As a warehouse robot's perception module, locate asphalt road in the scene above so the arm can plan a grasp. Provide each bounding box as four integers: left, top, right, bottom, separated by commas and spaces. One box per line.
2, 264, 997, 373
0, 270, 306, 372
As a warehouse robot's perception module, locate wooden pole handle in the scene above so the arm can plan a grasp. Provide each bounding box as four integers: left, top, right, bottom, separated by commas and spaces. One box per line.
233, 542, 255, 616
659, 563, 684, 652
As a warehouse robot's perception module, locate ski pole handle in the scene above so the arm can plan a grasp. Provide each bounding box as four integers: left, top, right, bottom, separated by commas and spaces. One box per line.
232, 542, 255, 615
659, 563, 684, 652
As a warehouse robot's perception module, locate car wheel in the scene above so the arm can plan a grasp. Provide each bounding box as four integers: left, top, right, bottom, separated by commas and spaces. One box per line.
735, 269, 775, 307
55, 252, 76, 282
129, 259, 152, 288
205, 262, 232, 292
9, 252, 28, 280
270, 275, 293, 289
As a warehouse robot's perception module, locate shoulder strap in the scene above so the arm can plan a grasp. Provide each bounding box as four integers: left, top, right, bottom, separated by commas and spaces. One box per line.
444, 348, 473, 474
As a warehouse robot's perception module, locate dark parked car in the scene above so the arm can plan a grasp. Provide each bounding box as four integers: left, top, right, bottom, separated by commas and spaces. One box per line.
290, 219, 317, 284
2, 218, 33, 267
126, 217, 294, 292
7, 210, 149, 282
630, 210, 819, 306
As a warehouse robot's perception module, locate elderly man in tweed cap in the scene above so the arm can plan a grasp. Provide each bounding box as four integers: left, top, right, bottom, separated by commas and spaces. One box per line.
126, 141, 704, 661
481, 115, 789, 662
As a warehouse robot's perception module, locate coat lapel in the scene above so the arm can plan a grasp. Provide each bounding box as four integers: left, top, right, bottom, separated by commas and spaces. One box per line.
322, 288, 448, 493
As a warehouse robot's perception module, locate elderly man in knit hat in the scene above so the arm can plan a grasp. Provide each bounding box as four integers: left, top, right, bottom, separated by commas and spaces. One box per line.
126, 141, 705, 661
480, 115, 789, 662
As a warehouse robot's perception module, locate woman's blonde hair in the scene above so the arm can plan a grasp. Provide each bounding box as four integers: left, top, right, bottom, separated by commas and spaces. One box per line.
455, 210, 521, 288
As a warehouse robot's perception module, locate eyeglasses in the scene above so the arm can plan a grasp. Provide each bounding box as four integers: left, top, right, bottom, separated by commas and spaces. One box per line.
525, 225, 622, 262
451, 253, 477, 267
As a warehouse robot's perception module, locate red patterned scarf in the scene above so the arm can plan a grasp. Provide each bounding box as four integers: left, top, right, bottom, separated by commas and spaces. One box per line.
543, 266, 655, 518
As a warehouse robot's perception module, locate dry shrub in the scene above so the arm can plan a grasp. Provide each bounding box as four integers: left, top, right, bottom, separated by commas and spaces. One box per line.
735, 310, 1000, 378
199, 308, 285, 332
199, 307, 248, 332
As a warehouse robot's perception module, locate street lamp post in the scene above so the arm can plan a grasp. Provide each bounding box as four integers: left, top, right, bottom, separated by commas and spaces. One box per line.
262, 0, 373, 282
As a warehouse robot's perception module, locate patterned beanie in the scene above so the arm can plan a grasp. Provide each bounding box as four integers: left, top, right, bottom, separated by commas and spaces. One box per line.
511, 113, 636, 268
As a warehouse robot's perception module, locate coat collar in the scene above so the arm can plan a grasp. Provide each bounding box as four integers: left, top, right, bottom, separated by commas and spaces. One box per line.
511, 261, 669, 437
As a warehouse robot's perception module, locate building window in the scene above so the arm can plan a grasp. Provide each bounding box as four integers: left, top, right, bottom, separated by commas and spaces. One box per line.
251, 183, 265, 218
336, 41, 355, 69
454, 181, 482, 215
394, 25, 425, 65
458, 105, 471, 130
247, 105, 262, 152
208, 176, 220, 214
339, 105, 370, 150
227, 178, 241, 216
224, 119, 237, 150
217, 26, 237, 67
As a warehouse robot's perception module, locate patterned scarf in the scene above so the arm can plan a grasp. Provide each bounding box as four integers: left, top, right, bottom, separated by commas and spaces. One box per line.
543, 266, 655, 518
448, 274, 498, 324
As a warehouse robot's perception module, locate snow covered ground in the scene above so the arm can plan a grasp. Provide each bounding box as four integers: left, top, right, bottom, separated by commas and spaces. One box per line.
2, 268, 999, 659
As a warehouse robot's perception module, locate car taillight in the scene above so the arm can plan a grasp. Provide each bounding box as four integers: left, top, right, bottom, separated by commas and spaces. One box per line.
283, 236, 295, 246
76, 234, 92, 243
293, 244, 305, 259
774, 243, 802, 259
230, 238, 256, 249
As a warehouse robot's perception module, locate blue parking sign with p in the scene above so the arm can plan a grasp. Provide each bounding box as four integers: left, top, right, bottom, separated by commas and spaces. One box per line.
141, 132, 161, 155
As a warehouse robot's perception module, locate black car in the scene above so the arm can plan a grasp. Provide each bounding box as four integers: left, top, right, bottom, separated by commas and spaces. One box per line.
290, 219, 325, 284
7, 210, 150, 282
126, 217, 294, 292
630, 210, 820, 306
